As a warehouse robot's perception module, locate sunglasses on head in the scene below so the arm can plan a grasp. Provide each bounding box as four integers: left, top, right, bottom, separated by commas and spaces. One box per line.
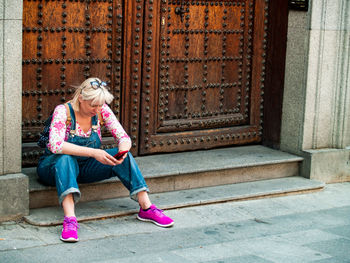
90, 80, 107, 89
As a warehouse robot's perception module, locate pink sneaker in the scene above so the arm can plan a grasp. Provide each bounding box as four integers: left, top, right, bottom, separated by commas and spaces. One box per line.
137, 204, 174, 227
60, 216, 80, 242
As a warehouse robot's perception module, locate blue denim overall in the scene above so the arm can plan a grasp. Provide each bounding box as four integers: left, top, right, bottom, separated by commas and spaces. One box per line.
37, 103, 149, 205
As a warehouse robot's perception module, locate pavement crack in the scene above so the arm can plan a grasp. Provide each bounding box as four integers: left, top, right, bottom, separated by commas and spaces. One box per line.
253, 218, 271, 224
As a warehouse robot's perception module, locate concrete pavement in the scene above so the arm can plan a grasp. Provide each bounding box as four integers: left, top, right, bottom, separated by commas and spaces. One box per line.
1, 182, 350, 263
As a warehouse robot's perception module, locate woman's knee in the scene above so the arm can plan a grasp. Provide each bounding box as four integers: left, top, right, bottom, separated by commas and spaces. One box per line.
37, 154, 78, 186
54, 155, 79, 178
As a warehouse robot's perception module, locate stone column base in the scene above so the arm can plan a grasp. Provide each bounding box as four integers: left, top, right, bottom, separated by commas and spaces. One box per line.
0, 174, 29, 222
301, 149, 350, 183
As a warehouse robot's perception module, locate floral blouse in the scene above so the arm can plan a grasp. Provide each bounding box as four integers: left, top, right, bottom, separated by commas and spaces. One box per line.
47, 104, 131, 154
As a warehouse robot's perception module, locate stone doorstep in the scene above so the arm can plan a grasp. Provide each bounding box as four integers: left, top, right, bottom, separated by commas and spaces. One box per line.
23, 176, 325, 226
22, 145, 304, 209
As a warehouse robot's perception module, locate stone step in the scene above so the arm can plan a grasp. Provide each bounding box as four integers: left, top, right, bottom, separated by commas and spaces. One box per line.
22, 145, 304, 209
23, 176, 325, 226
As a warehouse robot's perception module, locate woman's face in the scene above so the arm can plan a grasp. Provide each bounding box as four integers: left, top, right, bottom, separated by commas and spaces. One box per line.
79, 97, 103, 117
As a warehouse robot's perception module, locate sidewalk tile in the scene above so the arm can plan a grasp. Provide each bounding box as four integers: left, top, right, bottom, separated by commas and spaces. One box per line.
237, 237, 331, 263
322, 225, 350, 239
204, 255, 274, 263
172, 241, 250, 262
305, 238, 350, 259
0, 224, 46, 251
268, 229, 343, 246
96, 251, 193, 263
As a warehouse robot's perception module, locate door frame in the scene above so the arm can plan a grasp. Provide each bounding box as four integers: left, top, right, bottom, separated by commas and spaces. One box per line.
262, 0, 289, 149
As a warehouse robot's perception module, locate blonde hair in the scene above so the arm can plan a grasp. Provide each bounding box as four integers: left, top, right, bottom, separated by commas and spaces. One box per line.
70, 77, 114, 111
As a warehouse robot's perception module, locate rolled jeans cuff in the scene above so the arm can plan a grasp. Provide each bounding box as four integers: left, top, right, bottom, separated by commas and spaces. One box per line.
59, 187, 81, 206
130, 186, 149, 202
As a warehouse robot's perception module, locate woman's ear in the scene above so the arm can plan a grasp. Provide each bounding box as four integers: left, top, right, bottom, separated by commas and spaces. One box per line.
78, 94, 83, 103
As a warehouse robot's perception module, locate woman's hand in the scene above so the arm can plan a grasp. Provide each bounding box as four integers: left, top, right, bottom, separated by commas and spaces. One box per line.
115, 151, 128, 165
61, 141, 127, 166
92, 149, 119, 166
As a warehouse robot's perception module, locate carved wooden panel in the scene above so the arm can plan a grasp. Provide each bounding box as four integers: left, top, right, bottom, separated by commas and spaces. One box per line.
22, 0, 124, 166
140, 0, 268, 154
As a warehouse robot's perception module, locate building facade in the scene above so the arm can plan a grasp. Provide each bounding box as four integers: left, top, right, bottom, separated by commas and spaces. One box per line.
1, 0, 349, 221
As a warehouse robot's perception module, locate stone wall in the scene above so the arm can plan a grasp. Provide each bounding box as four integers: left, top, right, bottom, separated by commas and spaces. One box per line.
303, 0, 350, 150
0, 0, 28, 221
280, 10, 310, 154
0, 0, 22, 174
281, 0, 350, 182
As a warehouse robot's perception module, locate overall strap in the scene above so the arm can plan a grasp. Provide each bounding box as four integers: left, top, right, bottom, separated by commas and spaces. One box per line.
66, 102, 76, 135
91, 115, 98, 131
63, 103, 71, 126
91, 111, 104, 132
98, 112, 104, 126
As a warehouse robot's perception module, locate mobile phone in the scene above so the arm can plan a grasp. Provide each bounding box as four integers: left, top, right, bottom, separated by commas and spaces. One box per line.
113, 150, 128, 160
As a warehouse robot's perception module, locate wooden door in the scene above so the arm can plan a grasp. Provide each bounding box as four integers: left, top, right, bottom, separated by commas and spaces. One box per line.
139, 0, 267, 154
22, 0, 286, 166
22, 0, 124, 166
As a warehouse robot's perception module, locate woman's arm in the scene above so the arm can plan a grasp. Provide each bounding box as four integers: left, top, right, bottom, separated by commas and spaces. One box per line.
47, 105, 68, 154
117, 138, 132, 152
100, 104, 132, 152
61, 141, 120, 166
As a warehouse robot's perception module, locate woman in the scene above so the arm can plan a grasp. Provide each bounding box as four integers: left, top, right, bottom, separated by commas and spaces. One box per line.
37, 78, 174, 242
